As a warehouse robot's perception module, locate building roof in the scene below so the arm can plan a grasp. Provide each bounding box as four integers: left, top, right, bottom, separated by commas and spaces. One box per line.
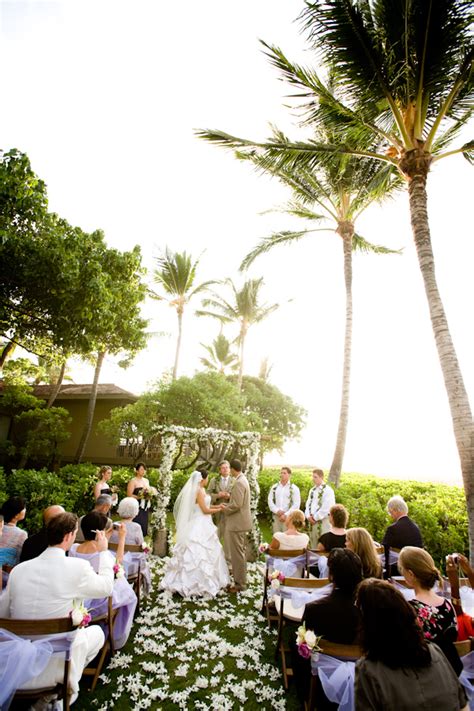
0, 382, 138, 401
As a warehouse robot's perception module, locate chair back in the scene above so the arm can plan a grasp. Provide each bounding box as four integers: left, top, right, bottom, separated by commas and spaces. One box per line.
0, 616, 74, 711
455, 639, 472, 657
280, 576, 330, 589
319, 639, 362, 659
108, 542, 143, 553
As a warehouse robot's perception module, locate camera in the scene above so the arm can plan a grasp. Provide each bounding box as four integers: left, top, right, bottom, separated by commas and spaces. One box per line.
112, 522, 121, 529
446, 554, 459, 564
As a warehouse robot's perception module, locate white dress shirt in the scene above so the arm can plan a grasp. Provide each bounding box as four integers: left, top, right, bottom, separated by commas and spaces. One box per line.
305, 484, 335, 521
0, 545, 114, 698
268, 482, 301, 515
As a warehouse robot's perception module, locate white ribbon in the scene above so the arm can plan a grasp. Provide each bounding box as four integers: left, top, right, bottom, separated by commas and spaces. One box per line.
311, 652, 356, 711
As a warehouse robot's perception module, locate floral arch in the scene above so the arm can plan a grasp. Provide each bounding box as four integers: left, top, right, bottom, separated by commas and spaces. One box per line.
150, 425, 261, 553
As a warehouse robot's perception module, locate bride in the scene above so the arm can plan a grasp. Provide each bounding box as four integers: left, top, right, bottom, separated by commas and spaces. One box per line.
160, 469, 230, 597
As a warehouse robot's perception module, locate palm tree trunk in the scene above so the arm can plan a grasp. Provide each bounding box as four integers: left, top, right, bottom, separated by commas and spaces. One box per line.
172, 310, 183, 380
47, 360, 67, 408
237, 325, 247, 391
0, 340, 16, 369
405, 153, 474, 559
75, 350, 106, 463
329, 224, 354, 487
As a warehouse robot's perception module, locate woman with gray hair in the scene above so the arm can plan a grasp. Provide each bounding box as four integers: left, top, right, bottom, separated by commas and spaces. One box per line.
110, 497, 143, 545
110, 496, 151, 595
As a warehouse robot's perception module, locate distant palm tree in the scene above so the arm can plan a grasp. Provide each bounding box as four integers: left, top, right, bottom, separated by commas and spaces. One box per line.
238, 143, 400, 485
258, 356, 273, 383
197, 278, 279, 389
200, 333, 239, 374
151, 249, 214, 379
197, 0, 474, 545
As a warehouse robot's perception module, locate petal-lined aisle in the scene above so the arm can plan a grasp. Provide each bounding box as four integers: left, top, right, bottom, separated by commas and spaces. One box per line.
74, 557, 300, 710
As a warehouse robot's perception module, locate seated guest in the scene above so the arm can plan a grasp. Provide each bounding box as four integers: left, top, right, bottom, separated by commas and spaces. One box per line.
398, 546, 461, 676
316, 504, 349, 552
75, 494, 113, 543
355, 579, 467, 710
70, 512, 137, 649
446, 553, 474, 640
0, 512, 113, 705
111, 497, 143, 545
346, 527, 383, 579
19, 504, 65, 563
292, 548, 363, 709
270, 510, 309, 550
0, 496, 27, 567
110, 497, 151, 595
382, 495, 423, 576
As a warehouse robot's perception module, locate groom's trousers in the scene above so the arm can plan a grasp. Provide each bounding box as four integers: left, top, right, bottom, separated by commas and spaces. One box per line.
225, 530, 247, 590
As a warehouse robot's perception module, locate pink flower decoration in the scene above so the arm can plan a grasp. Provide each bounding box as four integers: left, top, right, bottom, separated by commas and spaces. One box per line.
298, 643, 312, 659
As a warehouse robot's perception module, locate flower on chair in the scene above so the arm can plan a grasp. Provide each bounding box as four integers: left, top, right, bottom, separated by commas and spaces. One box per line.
258, 543, 269, 555
269, 569, 285, 590
296, 624, 321, 659
113, 563, 125, 579
70, 602, 91, 628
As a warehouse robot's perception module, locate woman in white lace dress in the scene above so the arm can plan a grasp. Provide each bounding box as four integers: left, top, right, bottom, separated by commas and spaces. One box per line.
160, 470, 230, 597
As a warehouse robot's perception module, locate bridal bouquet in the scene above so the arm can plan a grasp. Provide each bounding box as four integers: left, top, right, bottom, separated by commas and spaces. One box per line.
296, 624, 321, 659
70, 602, 91, 628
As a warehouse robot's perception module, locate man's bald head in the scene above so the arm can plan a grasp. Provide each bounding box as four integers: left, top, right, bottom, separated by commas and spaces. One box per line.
43, 505, 65, 526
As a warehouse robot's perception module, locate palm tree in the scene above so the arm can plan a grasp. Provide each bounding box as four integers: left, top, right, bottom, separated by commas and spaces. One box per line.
239, 146, 400, 486
200, 333, 239, 374
151, 249, 214, 379
197, 278, 279, 389
198, 1, 474, 551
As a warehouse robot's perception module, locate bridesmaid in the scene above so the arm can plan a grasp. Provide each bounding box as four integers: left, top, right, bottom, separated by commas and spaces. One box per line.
127, 462, 156, 537
94, 466, 117, 506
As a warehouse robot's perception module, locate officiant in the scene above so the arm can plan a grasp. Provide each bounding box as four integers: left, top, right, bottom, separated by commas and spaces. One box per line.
207, 460, 232, 564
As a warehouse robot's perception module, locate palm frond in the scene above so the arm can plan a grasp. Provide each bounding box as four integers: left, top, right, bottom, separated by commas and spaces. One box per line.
352, 233, 402, 255
240, 229, 319, 271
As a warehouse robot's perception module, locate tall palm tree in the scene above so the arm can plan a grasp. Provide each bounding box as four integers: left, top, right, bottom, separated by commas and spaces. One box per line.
198, 1, 474, 551
151, 249, 214, 379
239, 146, 400, 486
197, 278, 279, 389
200, 333, 239, 374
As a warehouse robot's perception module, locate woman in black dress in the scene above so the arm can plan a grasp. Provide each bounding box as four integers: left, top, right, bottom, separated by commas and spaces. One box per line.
126, 462, 156, 537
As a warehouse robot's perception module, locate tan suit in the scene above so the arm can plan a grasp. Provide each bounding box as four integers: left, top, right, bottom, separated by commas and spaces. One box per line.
223, 473, 252, 589
207, 475, 232, 563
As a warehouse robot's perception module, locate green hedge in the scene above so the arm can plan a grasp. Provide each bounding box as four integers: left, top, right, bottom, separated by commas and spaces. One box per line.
0, 465, 467, 568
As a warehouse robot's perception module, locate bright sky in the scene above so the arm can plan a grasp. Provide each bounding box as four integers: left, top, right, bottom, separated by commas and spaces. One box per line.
1, 1, 473, 484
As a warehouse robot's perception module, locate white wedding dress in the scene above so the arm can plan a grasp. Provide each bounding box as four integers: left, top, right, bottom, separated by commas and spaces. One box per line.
161, 494, 230, 597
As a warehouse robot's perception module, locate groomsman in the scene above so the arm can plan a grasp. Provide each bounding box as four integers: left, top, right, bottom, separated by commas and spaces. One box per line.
305, 468, 335, 547
268, 467, 301, 534
208, 460, 232, 562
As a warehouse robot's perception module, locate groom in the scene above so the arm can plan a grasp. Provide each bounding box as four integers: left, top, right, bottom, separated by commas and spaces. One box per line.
222, 458, 252, 593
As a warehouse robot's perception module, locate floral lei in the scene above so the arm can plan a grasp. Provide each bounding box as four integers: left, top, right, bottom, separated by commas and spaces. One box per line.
308, 483, 326, 536
270, 481, 295, 512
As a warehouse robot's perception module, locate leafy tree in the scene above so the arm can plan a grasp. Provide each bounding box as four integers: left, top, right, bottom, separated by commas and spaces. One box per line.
197, 278, 279, 390
198, 1, 474, 553
74, 245, 148, 462
0, 358, 70, 468
200, 333, 239, 374
150, 249, 213, 379
240, 375, 307, 462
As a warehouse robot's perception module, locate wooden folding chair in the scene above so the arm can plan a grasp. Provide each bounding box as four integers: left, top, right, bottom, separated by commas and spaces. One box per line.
0, 616, 75, 711
455, 638, 473, 657
262, 548, 308, 628
82, 596, 118, 692
306, 639, 362, 711
108, 541, 144, 614
275, 576, 331, 689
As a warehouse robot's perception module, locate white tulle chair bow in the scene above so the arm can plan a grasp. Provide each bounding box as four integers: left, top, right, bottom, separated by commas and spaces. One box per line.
0, 628, 74, 710
460, 651, 474, 710
311, 652, 356, 711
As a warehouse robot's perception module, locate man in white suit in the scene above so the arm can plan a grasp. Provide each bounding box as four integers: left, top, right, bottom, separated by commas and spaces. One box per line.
0, 511, 114, 704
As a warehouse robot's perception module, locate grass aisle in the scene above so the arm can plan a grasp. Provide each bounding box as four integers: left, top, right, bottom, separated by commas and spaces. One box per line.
75, 557, 301, 711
